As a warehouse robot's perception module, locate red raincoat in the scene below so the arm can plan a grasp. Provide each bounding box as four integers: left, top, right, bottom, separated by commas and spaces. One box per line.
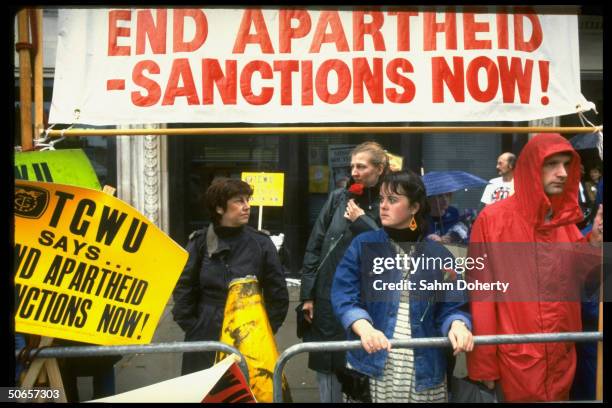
466, 133, 599, 401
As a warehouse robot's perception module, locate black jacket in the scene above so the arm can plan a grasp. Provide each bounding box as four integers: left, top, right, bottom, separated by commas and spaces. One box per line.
172, 224, 289, 374
300, 183, 381, 372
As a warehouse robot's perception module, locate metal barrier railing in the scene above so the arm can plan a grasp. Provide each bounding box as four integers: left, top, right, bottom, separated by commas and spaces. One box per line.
17, 340, 250, 384
273, 331, 603, 403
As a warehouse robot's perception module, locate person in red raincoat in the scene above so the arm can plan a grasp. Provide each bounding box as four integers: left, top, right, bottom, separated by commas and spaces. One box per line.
466, 133, 603, 402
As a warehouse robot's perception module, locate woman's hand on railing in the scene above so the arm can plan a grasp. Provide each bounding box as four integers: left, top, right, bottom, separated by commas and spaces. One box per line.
352, 319, 391, 354
448, 320, 474, 356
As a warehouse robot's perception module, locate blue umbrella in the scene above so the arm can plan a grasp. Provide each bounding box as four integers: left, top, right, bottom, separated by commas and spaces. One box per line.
423, 171, 488, 197
570, 131, 603, 160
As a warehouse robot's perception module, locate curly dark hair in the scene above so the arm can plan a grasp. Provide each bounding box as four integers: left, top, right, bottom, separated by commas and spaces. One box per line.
205, 178, 253, 223
380, 170, 430, 235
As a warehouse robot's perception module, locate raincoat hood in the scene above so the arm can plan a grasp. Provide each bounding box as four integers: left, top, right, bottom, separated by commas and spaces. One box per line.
514, 133, 583, 229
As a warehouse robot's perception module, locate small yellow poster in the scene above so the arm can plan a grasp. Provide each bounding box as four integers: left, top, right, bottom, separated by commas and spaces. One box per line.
14, 180, 188, 345
241, 172, 284, 207
308, 166, 329, 193
387, 152, 404, 172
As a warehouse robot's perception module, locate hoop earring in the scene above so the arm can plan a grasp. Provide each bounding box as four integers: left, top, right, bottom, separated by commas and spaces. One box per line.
409, 216, 418, 231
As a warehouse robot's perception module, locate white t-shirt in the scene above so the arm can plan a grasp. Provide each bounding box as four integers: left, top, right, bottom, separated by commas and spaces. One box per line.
480, 177, 514, 205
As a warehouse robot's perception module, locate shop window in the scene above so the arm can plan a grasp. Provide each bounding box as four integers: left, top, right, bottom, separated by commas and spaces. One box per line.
174, 133, 283, 235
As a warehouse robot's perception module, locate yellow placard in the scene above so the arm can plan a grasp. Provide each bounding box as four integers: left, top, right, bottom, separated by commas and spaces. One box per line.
308, 165, 329, 193
14, 180, 188, 345
387, 152, 404, 171
218, 277, 289, 403
241, 172, 284, 207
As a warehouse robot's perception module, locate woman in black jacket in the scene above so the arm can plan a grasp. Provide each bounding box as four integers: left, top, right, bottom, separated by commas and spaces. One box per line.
172, 178, 289, 374
300, 141, 390, 402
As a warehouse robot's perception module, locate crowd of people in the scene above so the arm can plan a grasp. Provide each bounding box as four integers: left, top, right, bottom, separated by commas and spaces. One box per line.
168, 135, 602, 403
17, 135, 601, 402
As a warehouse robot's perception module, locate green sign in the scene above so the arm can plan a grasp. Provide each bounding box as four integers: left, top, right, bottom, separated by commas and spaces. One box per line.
15, 149, 101, 189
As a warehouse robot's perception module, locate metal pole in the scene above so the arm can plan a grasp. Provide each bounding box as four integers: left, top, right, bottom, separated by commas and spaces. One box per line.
273, 332, 603, 402
19, 340, 250, 384
46, 126, 601, 138
17, 9, 33, 150
596, 267, 603, 400
33, 8, 44, 140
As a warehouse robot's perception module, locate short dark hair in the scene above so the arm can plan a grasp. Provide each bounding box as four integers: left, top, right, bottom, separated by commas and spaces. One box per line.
380, 170, 430, 235
590, 165, 602, 173
205, 178, 253, 223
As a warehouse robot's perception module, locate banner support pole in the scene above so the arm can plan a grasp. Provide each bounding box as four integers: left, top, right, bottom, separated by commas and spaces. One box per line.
596, 266, 603, 400
33, 8, 44, 140
17, 9, 33, 150
46, 126, 601, 138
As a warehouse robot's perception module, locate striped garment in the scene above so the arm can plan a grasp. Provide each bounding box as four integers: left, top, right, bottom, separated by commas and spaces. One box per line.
369, 241, 447, 403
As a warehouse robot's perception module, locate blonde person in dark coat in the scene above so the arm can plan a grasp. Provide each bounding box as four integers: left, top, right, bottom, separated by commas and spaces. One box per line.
300, 141, 390, 402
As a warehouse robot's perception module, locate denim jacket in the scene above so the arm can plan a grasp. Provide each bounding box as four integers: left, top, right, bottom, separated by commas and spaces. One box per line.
331, 228, 472, 392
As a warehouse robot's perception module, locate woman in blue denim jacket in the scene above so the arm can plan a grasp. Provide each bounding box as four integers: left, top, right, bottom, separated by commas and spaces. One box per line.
331, 170, 474, 402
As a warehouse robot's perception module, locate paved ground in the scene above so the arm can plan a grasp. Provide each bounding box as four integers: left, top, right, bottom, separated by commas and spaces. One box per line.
76, 285, 319, 402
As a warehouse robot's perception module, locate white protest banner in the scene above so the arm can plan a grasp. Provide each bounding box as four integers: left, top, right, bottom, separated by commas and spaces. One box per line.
90, 354, 255, 402
50, 7, 594, 125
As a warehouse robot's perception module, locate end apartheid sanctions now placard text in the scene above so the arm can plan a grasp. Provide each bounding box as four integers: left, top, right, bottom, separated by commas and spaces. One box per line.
49, 7, 594, 125
14, 180, 188, 345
